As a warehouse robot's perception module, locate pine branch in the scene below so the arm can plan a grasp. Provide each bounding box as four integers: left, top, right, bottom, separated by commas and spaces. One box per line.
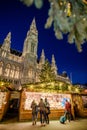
20, 0, 87, 52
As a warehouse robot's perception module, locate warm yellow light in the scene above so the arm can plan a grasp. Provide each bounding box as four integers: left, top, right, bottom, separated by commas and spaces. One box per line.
68, 85, 71, 91
41, 84, 44, 87
60, 2, 63, 6
0, 82, 4, 86
83, 0, 87, 4
83, 18, 86, 21
51, 82, 54, 86
59, 82, 63, 87
30, 85, 33, 88
67, 2, 71, 17
75, 88, 79, 93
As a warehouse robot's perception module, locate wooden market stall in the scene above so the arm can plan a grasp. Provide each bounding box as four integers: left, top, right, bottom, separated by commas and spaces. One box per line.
0, 91, 10, 121
19, 82, 87, 121
19, 89, 74, 121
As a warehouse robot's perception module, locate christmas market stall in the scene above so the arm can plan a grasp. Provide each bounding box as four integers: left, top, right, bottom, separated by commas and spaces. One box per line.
0, 83, 10, 121
19, 82, 75, 121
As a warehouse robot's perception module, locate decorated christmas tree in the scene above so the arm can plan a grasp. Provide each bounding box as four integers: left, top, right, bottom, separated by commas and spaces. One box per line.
39, 59, 56, 82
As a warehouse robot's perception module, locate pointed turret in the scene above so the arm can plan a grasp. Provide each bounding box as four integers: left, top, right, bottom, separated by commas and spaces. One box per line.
22, 18, 38, 57
51, 54, 58, 75
39, 49, 45, 65
30, 17, 37, 33
1, 32, 11, 52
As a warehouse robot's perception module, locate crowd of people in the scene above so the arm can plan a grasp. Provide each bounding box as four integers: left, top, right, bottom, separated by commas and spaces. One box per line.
31, 97, 50, 126
31, 98, 73, 126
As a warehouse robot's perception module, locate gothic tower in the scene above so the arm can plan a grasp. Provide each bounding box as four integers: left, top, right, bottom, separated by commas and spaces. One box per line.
21, 18, 38, 84
0, 32, 11, 57
51, 54, 58, 75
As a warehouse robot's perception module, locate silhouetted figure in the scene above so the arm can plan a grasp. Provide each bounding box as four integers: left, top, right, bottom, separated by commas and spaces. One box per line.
44, 98, 50, 124
31, 100, 37, 125
38, 98, 46, 126
65, 99, 71, 122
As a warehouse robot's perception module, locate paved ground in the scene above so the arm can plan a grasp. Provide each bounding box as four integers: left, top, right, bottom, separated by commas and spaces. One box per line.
0, 118, 87, 130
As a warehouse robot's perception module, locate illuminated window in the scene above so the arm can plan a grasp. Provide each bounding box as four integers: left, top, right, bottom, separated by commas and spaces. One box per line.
14, 66, 19, 79
10, 65, 15, 78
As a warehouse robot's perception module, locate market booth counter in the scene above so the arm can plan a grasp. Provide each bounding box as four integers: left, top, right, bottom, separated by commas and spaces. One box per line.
19, 90, 74, 121
19, 82, 87, 122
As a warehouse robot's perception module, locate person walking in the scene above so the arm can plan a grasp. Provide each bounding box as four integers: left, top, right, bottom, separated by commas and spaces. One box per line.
44, 98, 50, 124
65, 99, 71, 122
31, 99, 37, 125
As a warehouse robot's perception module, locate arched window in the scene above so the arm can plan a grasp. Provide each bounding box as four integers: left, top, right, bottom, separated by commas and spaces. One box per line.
10, 65, 15, 78
31, 43, 35, 53
4, 64, 11, 77
14, 66, 19, 79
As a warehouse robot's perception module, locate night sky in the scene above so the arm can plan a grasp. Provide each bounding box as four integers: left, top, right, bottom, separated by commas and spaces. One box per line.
0, 0, 87, 84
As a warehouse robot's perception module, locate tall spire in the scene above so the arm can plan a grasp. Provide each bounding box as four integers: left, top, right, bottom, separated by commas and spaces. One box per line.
22, 18, 38, 57
39, 49, 45, 65
51, 54, 58, 75
1, 32, 11, 52
30, 17, 37, 33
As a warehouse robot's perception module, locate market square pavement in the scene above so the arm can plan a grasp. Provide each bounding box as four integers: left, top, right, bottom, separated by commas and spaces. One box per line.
0, 118, 87, 130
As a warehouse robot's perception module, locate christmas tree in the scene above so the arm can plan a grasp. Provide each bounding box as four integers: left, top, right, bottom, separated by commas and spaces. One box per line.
39, 59, 56, 82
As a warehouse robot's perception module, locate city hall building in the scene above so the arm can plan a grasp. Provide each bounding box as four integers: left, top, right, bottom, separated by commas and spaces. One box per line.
0, 19, 87, 122
0, 18, 70, 86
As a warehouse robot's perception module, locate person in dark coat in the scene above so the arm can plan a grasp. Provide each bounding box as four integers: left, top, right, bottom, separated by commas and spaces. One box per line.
44, 98, 50, 124
38, 98, 46, 126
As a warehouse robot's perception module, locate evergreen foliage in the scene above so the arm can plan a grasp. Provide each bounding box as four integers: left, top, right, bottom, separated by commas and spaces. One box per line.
39, 59, 56, 82
20, 0, 87, 52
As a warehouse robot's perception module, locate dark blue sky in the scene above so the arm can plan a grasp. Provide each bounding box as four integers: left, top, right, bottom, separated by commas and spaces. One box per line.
0, 0, 87, 84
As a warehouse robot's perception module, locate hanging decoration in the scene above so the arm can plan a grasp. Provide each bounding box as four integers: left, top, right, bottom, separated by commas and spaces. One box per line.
66, 2, 72, 17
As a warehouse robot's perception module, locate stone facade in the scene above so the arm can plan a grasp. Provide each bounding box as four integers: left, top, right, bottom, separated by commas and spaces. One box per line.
0, 18, 70, 86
